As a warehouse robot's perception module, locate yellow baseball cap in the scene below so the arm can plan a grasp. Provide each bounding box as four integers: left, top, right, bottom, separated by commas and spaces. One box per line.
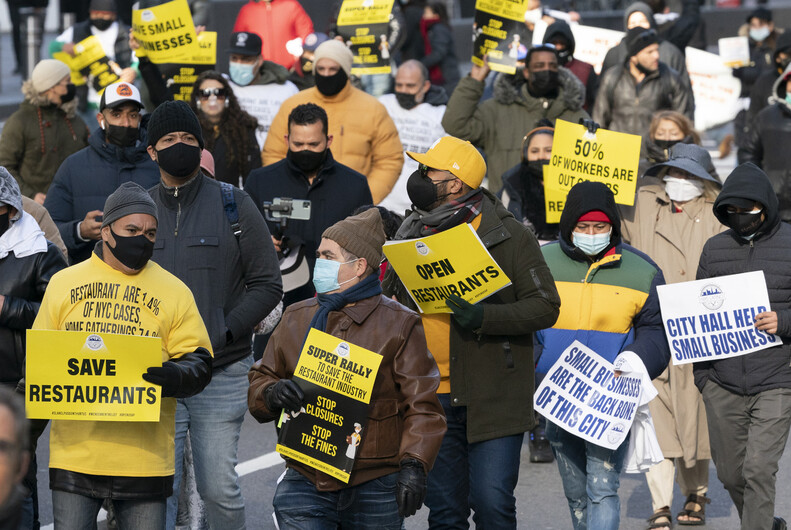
407, 136, 487, 189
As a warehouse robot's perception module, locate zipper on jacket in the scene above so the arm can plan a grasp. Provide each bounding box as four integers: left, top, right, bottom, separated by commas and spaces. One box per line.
174, 186, 181, 236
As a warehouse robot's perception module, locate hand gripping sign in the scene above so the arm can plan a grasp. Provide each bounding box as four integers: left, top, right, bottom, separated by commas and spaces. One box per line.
132, 0, 199, 64
26, 330, 162, 422
657, 271, 780, 365
336, 0, 395, 75
472, 0, 532, 75
543, 119, 642, 224
383, 223, 511, 314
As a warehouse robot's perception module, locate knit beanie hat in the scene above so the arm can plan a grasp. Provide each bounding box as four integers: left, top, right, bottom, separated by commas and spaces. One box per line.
102, 182, 158, 228
322, 208, 386, 269
625, 27, 659, 57
313, 40, 354, 77
147, 100, 204, 149
0, 167, 23, 221
89, 0, 116, 13
31, 59, 70, 93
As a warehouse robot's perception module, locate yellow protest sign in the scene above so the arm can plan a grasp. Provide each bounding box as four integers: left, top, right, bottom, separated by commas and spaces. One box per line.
383, 223, 511, 314
543, 119, 642, 224
336, 0, 394, 26
26, 330, 162, 422
53, 35, 120, 89
132, 0, 199, 64
336, 0, 395, 75
472, 0, 532, 74
276, 329, 383, 482
159, 31, 217, 101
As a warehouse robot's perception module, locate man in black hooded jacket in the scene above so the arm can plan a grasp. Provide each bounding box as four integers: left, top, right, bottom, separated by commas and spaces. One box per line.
695, 162, 791, 530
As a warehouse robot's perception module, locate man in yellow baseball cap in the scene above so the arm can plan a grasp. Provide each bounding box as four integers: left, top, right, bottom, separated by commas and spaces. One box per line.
384, 134, 561, 528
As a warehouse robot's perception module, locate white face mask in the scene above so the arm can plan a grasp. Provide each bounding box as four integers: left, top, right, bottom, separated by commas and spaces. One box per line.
663, 176, 704, 202
749, 26, 771, 42
572, 229, 612, 256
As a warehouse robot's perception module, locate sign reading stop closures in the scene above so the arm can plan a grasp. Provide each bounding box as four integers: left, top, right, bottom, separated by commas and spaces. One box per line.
543, 120, 641, 224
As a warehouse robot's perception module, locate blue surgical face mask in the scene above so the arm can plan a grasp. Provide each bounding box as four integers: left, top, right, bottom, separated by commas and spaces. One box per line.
572, 229, 612, 256
313, 258, 359, 294
750, 26, 771, 42
785, 93, 791, 106
229, 62, 256, 86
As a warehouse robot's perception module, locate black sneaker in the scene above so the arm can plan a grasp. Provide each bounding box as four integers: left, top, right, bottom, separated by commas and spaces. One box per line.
774, 517, 787, 530
528, 426, 554, 463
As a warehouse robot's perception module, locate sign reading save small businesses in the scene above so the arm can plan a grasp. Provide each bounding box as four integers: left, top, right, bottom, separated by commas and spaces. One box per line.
132, 0, 199, 64
26, 330, 162, 421
657, 271, 780, 365
383, 223, 511, 314
276, 329, 382, 483
543, 119, 641, 224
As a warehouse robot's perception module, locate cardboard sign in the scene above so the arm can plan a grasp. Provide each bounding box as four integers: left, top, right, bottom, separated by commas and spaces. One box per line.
276, 329, 383, 483
718, 36, 751, 68
53, 35, 120, 92
26, 331, 162, 421
157, 31, 217, 102
657, 271, 780, 365
534, 341, 641, 450
685, 46, 743, 131
336, 0, 395, 75
531, 21, 625, 75
543, 119, 641, 223
132, 0, 199, 64
472, 0, 532, 75
383, 223, 511, 314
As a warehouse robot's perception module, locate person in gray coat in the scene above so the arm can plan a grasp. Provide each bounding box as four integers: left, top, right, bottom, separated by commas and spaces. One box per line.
145, 100, 283, 530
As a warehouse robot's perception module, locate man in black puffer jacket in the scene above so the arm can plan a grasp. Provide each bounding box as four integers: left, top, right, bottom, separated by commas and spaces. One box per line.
695, 162, 791, 530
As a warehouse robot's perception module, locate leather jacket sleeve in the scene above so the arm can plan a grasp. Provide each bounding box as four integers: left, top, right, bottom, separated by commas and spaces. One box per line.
170, 347, 213, 398
0, 244, 66, 330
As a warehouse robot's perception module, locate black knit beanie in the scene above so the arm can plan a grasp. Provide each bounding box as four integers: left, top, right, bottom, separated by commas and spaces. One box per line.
147, 100, 204, 149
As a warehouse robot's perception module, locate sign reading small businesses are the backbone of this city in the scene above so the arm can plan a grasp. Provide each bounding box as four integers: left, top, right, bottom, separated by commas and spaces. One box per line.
657, 271, 780, 365
336, 0, 395, 75
132, 0, 199, 64
543, 119, 641, 224
25, 330, 162, 422
276, 329, 383, 483
383, 223, 511, 314
472, 0, 531, 74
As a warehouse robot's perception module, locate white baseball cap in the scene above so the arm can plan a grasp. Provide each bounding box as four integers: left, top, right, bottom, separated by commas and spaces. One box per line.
100, 81, 143, 111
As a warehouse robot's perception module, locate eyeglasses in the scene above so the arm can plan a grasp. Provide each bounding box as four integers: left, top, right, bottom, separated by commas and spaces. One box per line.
198, 87, 227, 99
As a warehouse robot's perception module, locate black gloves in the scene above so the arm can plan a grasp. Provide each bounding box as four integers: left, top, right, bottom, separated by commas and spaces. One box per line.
579, 118, 600, 134
446, 294, 484, 330
143, 361, 182, 398
265, 379, 305, 413
396, 458, 427, 518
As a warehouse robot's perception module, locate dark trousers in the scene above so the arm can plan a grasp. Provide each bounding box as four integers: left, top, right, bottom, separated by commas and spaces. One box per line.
702, 381, 791, 530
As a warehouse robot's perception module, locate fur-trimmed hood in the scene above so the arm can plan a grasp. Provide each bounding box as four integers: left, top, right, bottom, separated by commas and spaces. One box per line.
493, 67, 585, 111
21, 79, 78, 118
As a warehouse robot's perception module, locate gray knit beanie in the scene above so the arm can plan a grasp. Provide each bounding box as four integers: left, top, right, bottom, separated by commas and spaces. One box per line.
102, 182, 158, 228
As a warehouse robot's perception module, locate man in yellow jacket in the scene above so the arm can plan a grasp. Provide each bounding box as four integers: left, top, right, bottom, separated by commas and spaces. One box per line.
262, 40, 404, 204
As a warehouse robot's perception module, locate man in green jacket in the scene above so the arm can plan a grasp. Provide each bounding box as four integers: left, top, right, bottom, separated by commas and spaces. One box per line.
383, 135, 561, 528
441, 45, 588, 192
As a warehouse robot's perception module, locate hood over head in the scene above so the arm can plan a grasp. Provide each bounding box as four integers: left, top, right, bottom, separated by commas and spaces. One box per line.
773, 30, 791, 62
624, 2, 657, 31
424, 84, 449, 106
21, 79, 78, 117
771, 61, 791, 102
0, 166, 23, 221
714, 162, 779, 235
543, 20, 576, 56
559, 181, 621, 258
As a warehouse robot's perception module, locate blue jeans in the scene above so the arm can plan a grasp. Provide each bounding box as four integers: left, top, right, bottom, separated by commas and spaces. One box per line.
425, 393, 524, 529
52, 490, 165, 529
545, 420, 629, 530
273, 468, 402, 529
165, 354, 253, 530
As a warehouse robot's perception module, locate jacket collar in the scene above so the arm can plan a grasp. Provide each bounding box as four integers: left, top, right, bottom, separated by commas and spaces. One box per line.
306, 292, 383, 325
309, 82, 354, 104
476, 188, 514, 248
285, 149, 337, 185
156, 171, 206, 210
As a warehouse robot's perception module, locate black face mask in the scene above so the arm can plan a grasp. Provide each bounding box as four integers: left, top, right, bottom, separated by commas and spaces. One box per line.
108, 227, 154, 270
635, 61, 656, 75
654, 138, 680, 150
406, 170, 455, 211
105, 123, 138, 147
778, 57, 791, 71
287, 148, 327, 174
155, 142, 201, 179
395, 92, 419, 110
91, 18, 114, 31
315, 69, 348, 96
557, 49, 572, 65
727, 210, 764, 238
0, 212, 9, 236
525, 159, 549, 179
60, 84, 76, 104
529, 70, 560, 97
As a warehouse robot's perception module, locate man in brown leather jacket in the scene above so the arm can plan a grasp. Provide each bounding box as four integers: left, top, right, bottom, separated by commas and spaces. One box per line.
248, 208, 446, 528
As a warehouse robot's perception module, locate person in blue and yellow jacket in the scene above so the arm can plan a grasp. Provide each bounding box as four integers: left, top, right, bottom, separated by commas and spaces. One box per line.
535, 180, 670, 530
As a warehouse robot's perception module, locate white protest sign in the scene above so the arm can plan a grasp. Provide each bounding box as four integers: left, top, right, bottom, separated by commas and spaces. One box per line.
657, 271, 780, 366
718, 36, 750, 68
532, 22, 624, 74
534, 341, 641, 450
685, 46, 742, 131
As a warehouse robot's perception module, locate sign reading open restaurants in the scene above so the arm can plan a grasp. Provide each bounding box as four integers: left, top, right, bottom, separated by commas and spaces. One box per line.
657, 271, 780, 365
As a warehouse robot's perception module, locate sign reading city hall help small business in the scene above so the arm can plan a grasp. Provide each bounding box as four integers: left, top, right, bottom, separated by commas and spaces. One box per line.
657, 271, 780, 365
26, 331, 162, 421
276, 329, 382, 483
534, 341, 641, 450
383, 223, 511, 314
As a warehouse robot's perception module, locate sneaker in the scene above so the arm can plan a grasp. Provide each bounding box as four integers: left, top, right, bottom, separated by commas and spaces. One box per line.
774, 517, 787, 530
528, 426, 554, 463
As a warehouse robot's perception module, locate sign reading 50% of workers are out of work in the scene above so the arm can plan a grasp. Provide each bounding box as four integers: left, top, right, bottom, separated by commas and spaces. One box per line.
543, 119, 642, 224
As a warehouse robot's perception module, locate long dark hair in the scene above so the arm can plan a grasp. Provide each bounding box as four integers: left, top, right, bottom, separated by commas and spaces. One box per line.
189, 70, 259, 180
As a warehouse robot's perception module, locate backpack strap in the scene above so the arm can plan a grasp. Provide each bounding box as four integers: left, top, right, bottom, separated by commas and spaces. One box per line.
220, 182, 242, 240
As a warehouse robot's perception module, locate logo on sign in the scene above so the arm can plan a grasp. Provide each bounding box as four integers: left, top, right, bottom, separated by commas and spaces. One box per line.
607, 422, 626, 444
415, 241, 429, 256
335, 342, 350, 358
699, 284, 725, 310
85, 334, 104, 351
141, 10, 154, 22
